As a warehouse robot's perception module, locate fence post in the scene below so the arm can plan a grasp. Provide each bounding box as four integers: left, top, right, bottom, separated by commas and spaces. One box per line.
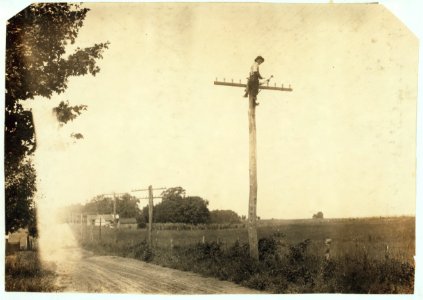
325, 238, 332, 260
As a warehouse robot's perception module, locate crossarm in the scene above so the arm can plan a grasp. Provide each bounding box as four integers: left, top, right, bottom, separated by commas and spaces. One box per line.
214, 81, 246, 88
214, 81, 293, 92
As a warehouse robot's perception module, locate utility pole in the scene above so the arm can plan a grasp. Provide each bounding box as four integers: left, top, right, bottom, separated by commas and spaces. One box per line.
101, 192, 127, 228
113, 193, 116, 227
214, 76, 292, 260
132, 186, 166, 248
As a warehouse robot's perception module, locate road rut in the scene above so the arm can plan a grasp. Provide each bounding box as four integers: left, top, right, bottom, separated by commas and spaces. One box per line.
52, 248, 260, 294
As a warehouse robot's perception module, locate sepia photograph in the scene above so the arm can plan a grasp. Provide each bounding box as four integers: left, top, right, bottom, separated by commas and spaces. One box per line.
2, 0, 421, 296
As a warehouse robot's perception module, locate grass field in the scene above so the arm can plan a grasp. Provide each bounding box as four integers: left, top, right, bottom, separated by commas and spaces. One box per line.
74, 216, 415, 293
77, 217, 415, 261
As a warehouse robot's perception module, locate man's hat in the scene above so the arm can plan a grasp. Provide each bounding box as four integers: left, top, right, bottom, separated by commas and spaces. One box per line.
255, 56, 265, 62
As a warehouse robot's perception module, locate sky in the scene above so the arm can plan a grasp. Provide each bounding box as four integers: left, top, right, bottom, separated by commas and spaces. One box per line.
25, 2, 419, 220
5, 2, 420, 220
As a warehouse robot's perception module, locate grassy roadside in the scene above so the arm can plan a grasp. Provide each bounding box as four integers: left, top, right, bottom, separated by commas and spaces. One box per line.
79, 232, 415, 293
5, 251, 59, 292
74, 217, 415, 293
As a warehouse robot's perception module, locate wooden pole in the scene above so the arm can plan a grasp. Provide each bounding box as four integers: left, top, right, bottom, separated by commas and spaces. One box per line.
113, 193, 118, 243
248, 93, 259, 260
148, 185, 153, 248
80, 213, 83, 240
113, 193, 116, 226
213, 76, 292, 261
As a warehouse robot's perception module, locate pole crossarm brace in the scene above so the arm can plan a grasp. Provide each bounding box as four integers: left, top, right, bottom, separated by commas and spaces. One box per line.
214, 80, 293, 92
138, 196, 163, 200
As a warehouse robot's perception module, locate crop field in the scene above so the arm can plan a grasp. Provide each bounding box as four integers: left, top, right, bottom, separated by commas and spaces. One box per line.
76, 217, 415, 262
74, 216, 415, 293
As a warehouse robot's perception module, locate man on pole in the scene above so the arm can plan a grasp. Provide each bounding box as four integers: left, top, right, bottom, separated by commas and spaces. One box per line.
244, 56, 269, 105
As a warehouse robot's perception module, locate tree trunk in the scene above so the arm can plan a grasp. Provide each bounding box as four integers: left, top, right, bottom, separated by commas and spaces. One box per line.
247, 94, 259, 260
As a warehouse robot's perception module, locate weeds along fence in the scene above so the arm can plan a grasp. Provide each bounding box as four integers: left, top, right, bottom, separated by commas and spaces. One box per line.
72, 222, 415, 294
152, 223, 246, 230
70, 217, 415, 264
71, 223, 248, 250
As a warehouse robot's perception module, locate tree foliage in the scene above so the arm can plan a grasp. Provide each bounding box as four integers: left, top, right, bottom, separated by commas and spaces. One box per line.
154, 196, 210, 225
312, 211, 324, 219
5, 3, 109, 234
209, 210, 242, 224
53, 100, 87, 125
4, 160, 37, 234
139, 188, 210, 225
65, 194, 141, 218
161, 186, 186, 201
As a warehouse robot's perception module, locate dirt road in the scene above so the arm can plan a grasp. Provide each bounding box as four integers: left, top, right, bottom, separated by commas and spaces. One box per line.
47, 244, 258, 294
38, 223, 259, 294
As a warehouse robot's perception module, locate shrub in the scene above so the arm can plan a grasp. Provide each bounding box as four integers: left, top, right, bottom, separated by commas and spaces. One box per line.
258, 237, 278, 261
76, 227, 414, 294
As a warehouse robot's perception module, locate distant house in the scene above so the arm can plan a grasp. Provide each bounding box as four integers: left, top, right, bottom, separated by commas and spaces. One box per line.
87, 214, 119, 227
119, 218, 138, 229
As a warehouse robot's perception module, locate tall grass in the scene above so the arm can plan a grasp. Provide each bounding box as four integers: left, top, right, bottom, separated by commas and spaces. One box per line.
76, 217, 415, 293
5, 251, 59, 292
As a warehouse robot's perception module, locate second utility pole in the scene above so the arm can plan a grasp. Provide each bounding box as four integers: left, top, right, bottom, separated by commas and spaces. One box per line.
132, 186, 166, 248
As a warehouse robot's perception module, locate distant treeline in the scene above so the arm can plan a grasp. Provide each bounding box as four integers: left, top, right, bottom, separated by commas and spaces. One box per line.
62, 187, 242, 226
138, 187, 242, 226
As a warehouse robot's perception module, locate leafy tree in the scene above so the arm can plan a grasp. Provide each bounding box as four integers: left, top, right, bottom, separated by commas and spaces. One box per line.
5, 3, 109, 234
161, 187, 185, 201
4, 160, 37, 234
179, 196, 210, 224
154, 198, 183, 223
66, 193, 140, 218
53, 101, 87, 125
116, 194, 141, 218
209, 210, 241, 224
312, 211, 324, 219
139, 188, 210, 225
84, 195, 114, 215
